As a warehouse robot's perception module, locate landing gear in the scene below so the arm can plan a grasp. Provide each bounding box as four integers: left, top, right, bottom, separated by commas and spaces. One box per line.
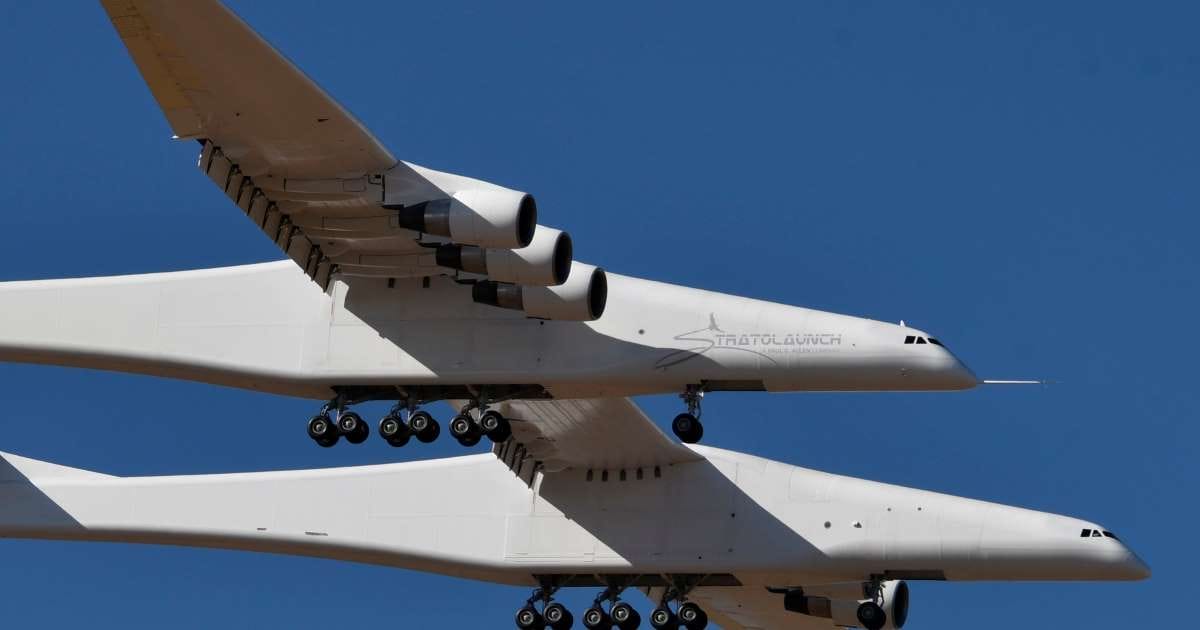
307, 414, 338, 447
378, 412, 410, 447
676, 603, 708, 630
450, 413, 482, 446
649, 607, 678, 630
516, 582, 571, 630
337, 411, 369, 444
543, 602, 573, 630
450, 405, 512, 447
515, 606, 544, 630
671, 385, 705, 444
652, 576, 707, 630
480, 409, 512, 442
408, 410, 441, 443
856, 601, 886, 630
581, 606, 610, 629
304, 388, 516, 448
611, 602, 641, 630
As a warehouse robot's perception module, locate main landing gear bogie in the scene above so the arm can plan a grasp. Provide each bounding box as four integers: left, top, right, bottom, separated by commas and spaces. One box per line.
305, 399, 511, 449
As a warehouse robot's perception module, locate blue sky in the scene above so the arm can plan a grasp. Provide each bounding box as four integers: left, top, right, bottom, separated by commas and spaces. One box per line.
0, 1, 1194, 627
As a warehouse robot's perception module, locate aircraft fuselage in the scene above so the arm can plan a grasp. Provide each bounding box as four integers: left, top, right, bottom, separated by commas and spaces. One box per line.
0, 261, 976, 401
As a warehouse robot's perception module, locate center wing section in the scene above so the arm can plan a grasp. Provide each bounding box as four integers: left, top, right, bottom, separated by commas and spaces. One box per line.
678, 586, 837, 630
481, 398, 703, 480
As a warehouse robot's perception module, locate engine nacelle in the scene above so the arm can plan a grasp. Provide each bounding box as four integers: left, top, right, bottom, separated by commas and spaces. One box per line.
784, 581, 909, 630
394, 188, 536, 249
436, 226, 572, 286
472, 262, 606, 321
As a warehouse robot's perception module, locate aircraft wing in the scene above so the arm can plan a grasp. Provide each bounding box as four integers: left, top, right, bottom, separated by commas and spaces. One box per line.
485, 398, 703, 477
100, 1, 583, 303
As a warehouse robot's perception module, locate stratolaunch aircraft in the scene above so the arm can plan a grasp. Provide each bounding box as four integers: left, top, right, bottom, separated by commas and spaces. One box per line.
0, 399, 1147, 629
0, 1, 983, 449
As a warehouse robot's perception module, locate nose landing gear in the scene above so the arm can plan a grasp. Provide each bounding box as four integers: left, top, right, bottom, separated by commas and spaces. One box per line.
671, 385, 705, 444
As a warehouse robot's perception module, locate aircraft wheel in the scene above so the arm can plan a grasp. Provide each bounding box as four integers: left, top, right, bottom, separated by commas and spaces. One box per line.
408, 411, 440, 443
480, 410, 512, 443
379, 414, 410, 442
671, 413, 704, 444
544, 602, 573, 630
649, 606, 678, 630
515, 606, 545, 630
314, 433, 338, 448
307, 415, 336, 443
339, 412, 369, 444
677, 603, 707, 630
449, 414, 480, 442
856, 601, 886, 630
612, 602, 640, 629
581, 607, 610, 630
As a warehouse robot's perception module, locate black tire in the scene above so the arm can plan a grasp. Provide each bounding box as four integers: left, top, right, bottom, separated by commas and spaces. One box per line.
671, 413, 703, 444
515, 606, 545, 630
544, 602, 573, 630
678, 602, 707, 630
856, 602, 886, 630
379, 414, 409, 440
582, 607, 610, 629
386, 433, 410, 448
409, 411, 440, 443
649, 606, 678, 630
480, 410, 511, 442
449, 414, 479, 441
314, 433, 338, 448
457, 433, 482, 448
307, 415, 334, 440
612, 602, 640, 629
337, 411, 364, 435
344, 417, 370, 444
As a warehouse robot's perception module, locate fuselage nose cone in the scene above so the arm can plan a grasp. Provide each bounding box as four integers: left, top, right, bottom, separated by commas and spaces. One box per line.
1121, 548, 1151, 581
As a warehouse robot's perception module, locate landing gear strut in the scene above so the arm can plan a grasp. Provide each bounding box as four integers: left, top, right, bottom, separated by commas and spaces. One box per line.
306, 397, 370, 447
451, 397, 513, 448
584, 579, 640, 630
671, 385, 705, 444
515, 582, 572, 630
651, 576, 708, 630
856, 577, 887, 630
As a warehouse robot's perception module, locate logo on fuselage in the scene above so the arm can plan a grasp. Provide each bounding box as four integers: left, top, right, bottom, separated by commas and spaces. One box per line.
654, 314, 843, 370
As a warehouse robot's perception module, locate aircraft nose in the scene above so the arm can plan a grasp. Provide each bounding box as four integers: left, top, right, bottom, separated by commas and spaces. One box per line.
948, 354, 978, 389
1117, 547, 1151, 581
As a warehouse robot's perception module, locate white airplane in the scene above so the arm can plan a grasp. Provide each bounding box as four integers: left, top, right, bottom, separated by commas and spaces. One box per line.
0, 0, 993, 450
0, 398, 1147, 629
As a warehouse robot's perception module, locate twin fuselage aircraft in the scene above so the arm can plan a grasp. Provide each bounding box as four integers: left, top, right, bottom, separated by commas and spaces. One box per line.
0, 2, 1145, 629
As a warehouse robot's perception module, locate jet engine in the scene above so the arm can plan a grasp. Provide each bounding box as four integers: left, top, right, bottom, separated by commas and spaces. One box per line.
784, 580, 909, 630
436, 226, 572, 286
394, 188, 537, 249
472, 262, 607, 321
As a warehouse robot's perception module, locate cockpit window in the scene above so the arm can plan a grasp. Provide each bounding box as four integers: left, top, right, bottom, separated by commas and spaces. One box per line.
904, 335, 916, 344
1103, 531, 1120, 540
916, 337, 927, 344
928, 338, 943, 346
1080, 528, 1091, 537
